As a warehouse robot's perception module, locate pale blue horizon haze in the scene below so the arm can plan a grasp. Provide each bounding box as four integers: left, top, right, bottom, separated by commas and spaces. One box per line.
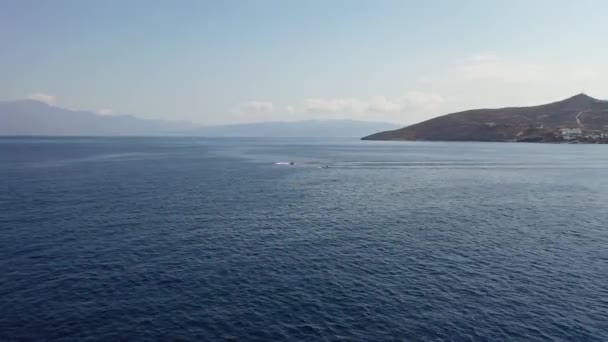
2, 0, 607, 125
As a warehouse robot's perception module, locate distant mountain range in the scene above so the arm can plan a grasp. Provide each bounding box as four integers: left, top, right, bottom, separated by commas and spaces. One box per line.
0, 99, 399, 138
0, 100, 193, 136
195, 120, 400, 138
363, 94, 608, 143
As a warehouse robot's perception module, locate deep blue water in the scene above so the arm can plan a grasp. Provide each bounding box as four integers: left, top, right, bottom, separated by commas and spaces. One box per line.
1, 137, 607, 341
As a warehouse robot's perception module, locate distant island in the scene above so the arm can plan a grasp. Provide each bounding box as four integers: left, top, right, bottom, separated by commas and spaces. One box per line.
0, 99, 398, 138
363, 94, 608, 143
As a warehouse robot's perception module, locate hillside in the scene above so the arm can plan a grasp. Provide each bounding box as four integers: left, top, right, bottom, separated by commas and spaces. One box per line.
362, 94, 608, 143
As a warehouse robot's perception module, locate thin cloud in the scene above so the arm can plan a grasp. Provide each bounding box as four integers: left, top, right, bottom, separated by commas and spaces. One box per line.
244, 101, 274, 112
400, 92, 445, 111
27, 93, 57, 106
368, 96, 402, 113
225, 92, 445, 124
227, 101, 277, 122
459, 55, 546, 83
97, 108, 114, 115
305, 98, 367, 113
305, 92, 443, 115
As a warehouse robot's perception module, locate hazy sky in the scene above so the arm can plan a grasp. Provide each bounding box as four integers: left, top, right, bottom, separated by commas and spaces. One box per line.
2, 0, 607, 125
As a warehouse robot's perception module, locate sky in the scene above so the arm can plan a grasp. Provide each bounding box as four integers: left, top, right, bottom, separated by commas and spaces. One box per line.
2, 0, 607, 125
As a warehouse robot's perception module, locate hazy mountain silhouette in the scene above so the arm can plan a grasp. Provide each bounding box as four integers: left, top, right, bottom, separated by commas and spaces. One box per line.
196, 120, 400, 138
363, 94, 608, 142
0, 99, 399, 137
0, 100, 193, 136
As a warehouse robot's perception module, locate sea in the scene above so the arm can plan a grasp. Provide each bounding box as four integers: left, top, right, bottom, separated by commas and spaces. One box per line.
0, 137, 607, 341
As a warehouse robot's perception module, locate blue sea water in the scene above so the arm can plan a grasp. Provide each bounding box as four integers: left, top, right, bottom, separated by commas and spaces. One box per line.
0, 137, 607, 341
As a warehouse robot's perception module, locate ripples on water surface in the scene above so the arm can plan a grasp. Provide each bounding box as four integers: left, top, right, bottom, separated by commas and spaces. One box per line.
1, 137, 607, 341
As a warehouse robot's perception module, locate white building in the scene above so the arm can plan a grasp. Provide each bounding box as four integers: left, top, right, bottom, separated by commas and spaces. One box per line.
559, 128, 582, 135
559, 128, 582, 140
